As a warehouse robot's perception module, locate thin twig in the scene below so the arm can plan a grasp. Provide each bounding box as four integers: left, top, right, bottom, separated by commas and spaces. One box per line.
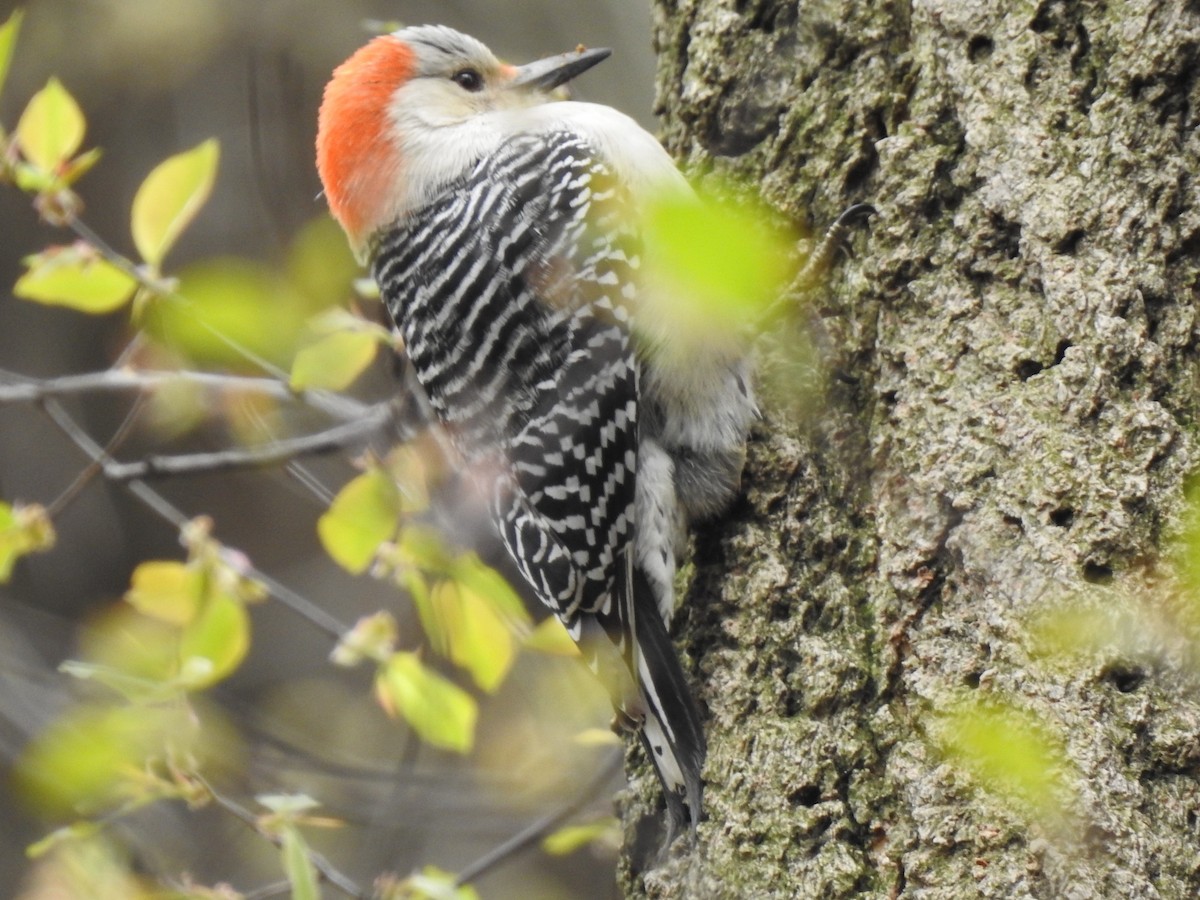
39, 399, 349, 640
0, 367, 368, 422
101, 403, 392, 482
45, 394, 148, 519
197, 775, 367, 899
68, 216, 294, 382
454, 750, 623, 888
243, 881, 293, 900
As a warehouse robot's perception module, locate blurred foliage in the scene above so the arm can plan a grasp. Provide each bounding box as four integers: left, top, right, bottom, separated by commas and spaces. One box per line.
934, 695, 1075, 836
0, 500, 55, 582
19, 832, 154, 899
542, 817, 620, 856
641, 187, 794, 340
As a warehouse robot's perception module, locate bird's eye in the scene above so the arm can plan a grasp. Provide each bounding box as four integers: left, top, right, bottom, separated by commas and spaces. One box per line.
451, 69, 484, 92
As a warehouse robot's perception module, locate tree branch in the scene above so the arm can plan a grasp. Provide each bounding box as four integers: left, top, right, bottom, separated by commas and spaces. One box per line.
39, 398, 350, 641
100, 402, 394, 482
197, 775, 367, 899
0, 367, 368, 422
454, 750, 622, 888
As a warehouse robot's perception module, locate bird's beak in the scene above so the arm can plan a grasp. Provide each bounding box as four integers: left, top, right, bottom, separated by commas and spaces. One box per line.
509, 46, 612, 92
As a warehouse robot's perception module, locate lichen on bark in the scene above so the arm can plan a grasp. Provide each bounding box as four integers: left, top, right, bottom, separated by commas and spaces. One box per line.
625, 0, 1200, 896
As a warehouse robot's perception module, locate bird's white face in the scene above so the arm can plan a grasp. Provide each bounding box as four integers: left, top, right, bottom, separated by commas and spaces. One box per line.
387, 28, 531, 128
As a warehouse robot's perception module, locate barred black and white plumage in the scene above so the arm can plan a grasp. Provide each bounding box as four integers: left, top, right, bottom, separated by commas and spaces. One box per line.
317, 24, 758, 839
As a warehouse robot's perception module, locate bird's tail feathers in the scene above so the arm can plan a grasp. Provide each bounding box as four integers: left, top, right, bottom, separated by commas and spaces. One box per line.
632, 571, 706, 838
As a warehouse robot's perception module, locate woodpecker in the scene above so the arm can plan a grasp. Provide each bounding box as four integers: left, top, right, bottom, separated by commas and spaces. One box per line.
316, 25, 756, 835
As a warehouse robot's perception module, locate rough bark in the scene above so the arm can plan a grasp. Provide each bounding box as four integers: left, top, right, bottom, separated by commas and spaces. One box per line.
621, 0, 1200, 896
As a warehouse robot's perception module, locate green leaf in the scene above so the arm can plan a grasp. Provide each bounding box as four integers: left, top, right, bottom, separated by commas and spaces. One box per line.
289, 329, 379, 391
15, 245, 137, 313
0, 501, 55, 583
0, 9, 24, 101
401, 867, 480, 900
641, 188, 793, 344
59, 146, 102, 187
15, 77, 85, 173
131, 139, 219, 268
177, 590, 249, 689
318, 468, 400, 574
14, 705, 185, 816
280, 826, 320, 900
124, 560, 198, 625
375, 652, 477, 753
286, 215, 359, 309
541, 817, 619, 855
418, 579, 517, 693
451, 553, 529, 625
937, 697, 1073, 823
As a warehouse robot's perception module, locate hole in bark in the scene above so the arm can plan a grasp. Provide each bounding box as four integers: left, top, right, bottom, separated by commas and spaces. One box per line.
1101, 664, 1145, 693
1054, 228, 1086, 254
1002, 514, 1024, 531
967, 35, 994, 62
963, 670, 983, 688
789, 785, 821, 807
1052, 339, 1071, 365
1082, 561, 1114, 584
769, 600, 791, 622
1049, 507, 1075, 527
1015, 359, 1044, 381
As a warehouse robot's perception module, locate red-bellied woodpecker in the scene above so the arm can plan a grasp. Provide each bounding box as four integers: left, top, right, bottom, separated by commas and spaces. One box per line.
316, 25, 756, 836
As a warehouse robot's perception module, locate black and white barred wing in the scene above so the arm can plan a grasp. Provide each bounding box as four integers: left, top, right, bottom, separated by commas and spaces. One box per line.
374, 130, 641, 650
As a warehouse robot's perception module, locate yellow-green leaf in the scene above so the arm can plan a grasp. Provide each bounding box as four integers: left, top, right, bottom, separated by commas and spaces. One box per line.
280, 826, 320, 900
451, 553, 529, 626
937, 697, 1073, 823
375, 652, 477, 753
15, 77, 85, 173
145, 257, 306, 369
15, 245, 137, 313
641, 188, 793, 345
131, 139, 219, 267
523, 616, 580, 657
178, 590, 249, 689
15, 705, 185, 816
541, 817, 619, 855
59, 146, 102, 187
289, 330, 379, 391
124, 560, 198, 625
573, 727, 621, 747
417, 580, 517, 692
0, 9, 24, 101
0, 501, 56, 583
401, 867, 480, 900
318, 468, 401, 574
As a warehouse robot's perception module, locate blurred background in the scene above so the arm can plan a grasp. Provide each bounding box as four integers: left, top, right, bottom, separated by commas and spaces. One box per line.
0, 1, 659, 895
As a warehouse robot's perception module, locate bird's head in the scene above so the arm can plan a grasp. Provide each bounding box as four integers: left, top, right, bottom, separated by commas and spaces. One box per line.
316, 25, 611, 260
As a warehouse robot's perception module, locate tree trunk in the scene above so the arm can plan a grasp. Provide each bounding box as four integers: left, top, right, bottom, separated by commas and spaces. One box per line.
622, 0, 1200, 895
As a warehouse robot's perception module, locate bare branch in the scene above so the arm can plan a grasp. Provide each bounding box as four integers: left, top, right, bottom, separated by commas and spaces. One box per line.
454, 750, 622, 888
0, 367, 368, 422
197, 775, 368, 899
40, 398, 350, 640
101, 402, 394, 482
